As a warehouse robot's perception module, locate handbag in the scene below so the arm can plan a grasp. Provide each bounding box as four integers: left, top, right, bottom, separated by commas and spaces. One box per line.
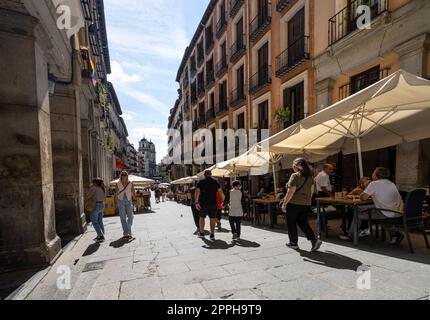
84, 196, 97, 214
281, 176, 310, 214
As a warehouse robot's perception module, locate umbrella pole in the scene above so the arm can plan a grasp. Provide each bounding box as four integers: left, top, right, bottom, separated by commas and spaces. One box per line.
356, 137, 364, 178
272, 162, 278, 199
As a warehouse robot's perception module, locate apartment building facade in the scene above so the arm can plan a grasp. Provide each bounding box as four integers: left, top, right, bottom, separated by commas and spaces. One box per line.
171, 0, 317, 177
169, 0, 430, 191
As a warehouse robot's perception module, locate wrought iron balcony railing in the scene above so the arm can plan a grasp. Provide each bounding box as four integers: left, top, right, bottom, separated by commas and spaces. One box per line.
216, 102, 229, 116
329, 0, 388, 45
249, 5, 272, 42
276, 0, 290, 12
230, 35, 246, 63
275, 36, 310, 78
249, 65, 271, 94
206, 108, 216, 122
230, 86, 247, 108
230, 0, 244, 18
215, 56, 229, 78
216, 14, 227, 39
206, 70, 215, 88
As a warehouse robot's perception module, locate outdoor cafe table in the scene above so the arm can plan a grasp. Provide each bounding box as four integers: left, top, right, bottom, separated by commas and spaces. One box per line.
252, 198, 280, 228
316, 197, 374, 246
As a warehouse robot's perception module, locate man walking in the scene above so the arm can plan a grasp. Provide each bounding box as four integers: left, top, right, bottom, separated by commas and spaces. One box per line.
195, 170, 225, 241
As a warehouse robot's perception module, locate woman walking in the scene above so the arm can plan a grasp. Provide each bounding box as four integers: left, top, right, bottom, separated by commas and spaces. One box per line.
88, 178, 106, 242
115, 171, 136, 239
229, 181, 244, 241
281, 158, 322, 252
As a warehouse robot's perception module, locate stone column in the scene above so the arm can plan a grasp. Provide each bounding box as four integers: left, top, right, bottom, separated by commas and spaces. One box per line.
50, 75, 86, 239
0, 9, 61, 271
315, 78, 335, 111
394, 34, 430, 191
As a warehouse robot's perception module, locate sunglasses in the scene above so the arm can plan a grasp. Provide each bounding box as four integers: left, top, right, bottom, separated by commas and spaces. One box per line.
121, 174, 128, 177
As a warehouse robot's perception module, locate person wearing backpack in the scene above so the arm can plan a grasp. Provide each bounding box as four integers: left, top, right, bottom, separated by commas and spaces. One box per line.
115, 171, 136, 239
281, 158, 322, 252
87, 178, 106, 242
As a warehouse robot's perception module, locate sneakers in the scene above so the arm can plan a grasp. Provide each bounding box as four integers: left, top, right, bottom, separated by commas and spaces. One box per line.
359, 229, 371, 238
210, 234, 215, 241
390, 232, 405, 245
95, 236, 105, 243
339, 235, 352, 241
193, 229, 200, 235
286, 243, 300, 250
311, 240, 323, 252
199, 232, 205, 239
217, 222, 222, 232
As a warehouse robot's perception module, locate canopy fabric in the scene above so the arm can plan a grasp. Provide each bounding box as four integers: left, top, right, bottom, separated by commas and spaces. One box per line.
270, 70, 430, 157
110, 175, 155, 188
170, 176, 198, 185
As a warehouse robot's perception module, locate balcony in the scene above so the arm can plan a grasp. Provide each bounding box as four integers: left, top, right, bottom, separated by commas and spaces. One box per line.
183, 76, 189, 89
338, 67, 391, 100
276, 0, 291, 12
230, 86, 247, 108
230, 0, 244, 18
230, 35, 246, 64
206, 70, 215, 88
217, 102, 229, 116
275, 36, 310, 78
215, 56, 228, 78
206, 108, 216, 122
197, 53, 204, 68
329, 0, 388, 45
216, 14, 227, 39
249, 65, 271, 94
197, 82, 205, 98
206, 37, 214, 54
197, 116, 206, 128
249, 7, 272, 43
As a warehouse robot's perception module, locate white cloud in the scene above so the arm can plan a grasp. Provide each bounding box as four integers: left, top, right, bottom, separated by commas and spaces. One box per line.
122, 89, 170, 116
108, 61, 140, 85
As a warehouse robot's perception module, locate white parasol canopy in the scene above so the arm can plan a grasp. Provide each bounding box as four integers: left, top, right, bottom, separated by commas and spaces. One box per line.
110, 175, 155, 188
269, 70, 430, 177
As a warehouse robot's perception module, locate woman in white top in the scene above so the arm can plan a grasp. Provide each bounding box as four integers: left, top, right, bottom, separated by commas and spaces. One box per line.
115, 171, 136, 238
229, 181, 244, 240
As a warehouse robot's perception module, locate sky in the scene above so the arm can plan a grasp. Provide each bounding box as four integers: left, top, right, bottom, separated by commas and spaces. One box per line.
105, 0, 209, 163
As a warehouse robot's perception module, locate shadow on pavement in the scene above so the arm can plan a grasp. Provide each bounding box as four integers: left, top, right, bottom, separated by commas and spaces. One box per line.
299, 250, 365, 271
109, 237, 136, 248
201, 238, 235, 250
234, 239, 261, 248
216, 227, 231, 234
82, 243, 101, 256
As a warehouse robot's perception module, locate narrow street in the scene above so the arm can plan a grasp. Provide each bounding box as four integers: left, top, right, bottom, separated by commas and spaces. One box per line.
9, 197, 430, 300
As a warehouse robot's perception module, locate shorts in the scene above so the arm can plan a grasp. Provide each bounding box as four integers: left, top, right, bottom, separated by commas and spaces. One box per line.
199, 205, 217, 219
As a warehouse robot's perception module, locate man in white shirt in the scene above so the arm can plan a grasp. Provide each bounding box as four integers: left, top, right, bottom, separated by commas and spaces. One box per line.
349, 167, 405, 245
315, 164, 334, 197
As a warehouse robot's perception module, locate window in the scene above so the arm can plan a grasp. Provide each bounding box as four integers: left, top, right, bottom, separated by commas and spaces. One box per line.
237, 112, 245, 129
351, 66, 381, 94
283, 82, 305, 125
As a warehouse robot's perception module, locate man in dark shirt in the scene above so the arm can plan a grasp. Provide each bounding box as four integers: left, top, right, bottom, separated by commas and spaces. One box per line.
195, 170, 225, 240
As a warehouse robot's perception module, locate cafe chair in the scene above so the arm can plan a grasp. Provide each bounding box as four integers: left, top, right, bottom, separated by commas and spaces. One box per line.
367, 189, 430, 253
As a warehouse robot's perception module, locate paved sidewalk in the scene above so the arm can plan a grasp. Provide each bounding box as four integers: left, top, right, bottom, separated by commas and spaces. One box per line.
10, 199, 430, 300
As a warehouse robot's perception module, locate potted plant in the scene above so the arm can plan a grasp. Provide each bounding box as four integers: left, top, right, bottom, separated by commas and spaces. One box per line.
273, 106, 291, 130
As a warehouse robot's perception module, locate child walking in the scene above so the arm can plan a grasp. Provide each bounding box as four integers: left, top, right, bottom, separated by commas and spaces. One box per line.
229, 181, 244, 240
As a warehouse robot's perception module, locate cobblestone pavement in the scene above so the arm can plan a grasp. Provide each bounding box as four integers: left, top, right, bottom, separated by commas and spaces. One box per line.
10, 199, 430, 300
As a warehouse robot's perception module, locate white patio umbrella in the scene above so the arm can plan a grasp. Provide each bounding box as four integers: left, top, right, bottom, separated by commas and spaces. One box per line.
269, 70, 430, 177
110, 175, 155, 188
